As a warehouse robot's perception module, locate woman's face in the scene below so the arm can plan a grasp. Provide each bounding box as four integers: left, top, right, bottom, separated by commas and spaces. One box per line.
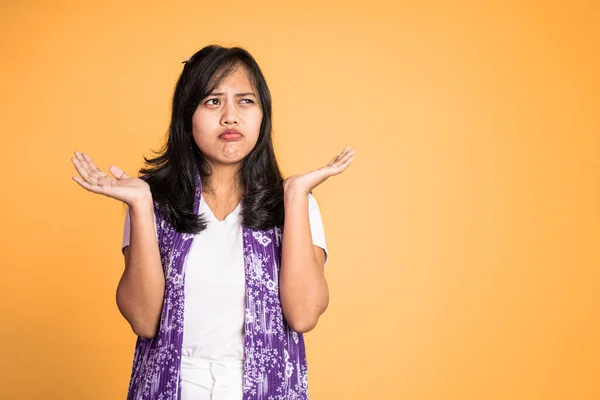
192, 66, 263, 168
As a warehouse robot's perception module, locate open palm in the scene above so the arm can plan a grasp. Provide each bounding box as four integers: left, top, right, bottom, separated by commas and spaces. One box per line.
283, 146, 356, 194
71, 151, 152, 206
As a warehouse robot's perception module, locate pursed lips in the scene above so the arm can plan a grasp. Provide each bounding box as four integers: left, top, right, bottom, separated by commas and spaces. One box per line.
219, 129, 242, 141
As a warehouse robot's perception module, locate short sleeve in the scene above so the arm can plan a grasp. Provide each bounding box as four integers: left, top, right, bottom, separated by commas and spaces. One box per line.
308, 193, 329, 266
122, 205, 158, 254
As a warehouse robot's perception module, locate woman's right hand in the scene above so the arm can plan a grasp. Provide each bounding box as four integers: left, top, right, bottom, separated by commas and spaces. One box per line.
71, 150, 152, 206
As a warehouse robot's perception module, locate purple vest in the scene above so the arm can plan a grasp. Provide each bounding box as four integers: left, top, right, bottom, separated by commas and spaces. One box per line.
126, 167, 309, 399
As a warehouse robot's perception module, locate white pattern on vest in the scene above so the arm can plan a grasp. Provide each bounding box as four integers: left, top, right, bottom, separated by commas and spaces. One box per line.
121, 192, 329, 360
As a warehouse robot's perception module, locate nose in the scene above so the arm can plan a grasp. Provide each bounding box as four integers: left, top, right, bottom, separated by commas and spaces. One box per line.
220, 101, 239, 126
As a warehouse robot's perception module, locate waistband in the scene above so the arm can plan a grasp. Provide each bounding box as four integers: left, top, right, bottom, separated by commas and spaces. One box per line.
181, 355, 244, 370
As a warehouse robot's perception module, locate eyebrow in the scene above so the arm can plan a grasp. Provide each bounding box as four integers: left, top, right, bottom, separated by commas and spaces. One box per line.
209, 92, 257, 97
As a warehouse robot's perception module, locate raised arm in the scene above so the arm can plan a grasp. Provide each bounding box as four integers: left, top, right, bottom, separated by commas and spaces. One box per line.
118, 199, 165, 338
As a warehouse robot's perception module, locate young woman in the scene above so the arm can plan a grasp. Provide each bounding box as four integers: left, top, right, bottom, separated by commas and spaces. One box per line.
71, 44, 355, 400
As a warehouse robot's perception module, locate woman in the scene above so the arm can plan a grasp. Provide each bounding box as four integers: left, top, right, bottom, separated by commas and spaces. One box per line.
71, 44, 355, 400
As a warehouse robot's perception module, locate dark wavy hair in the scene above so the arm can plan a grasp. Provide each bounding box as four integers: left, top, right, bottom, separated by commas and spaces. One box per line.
137, 44, 285, 234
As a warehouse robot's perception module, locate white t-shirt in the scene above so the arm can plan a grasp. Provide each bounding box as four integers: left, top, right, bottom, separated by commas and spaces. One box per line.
121, 193, 328, 361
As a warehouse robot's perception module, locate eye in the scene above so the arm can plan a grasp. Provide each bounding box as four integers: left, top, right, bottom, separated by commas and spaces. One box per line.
205, 98, 219, 105
240, 99, 254, 104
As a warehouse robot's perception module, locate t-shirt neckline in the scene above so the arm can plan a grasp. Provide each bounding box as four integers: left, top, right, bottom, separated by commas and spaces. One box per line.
200, 196, 242, 224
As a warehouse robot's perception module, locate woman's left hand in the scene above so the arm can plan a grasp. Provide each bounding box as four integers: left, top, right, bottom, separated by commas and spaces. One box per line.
283, 146, 356, 195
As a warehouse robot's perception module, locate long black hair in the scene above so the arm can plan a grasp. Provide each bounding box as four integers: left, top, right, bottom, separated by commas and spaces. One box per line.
137, 44, 285, 234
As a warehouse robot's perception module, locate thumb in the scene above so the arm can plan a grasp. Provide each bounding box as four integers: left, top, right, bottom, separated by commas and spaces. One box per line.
108, 165, 129, 180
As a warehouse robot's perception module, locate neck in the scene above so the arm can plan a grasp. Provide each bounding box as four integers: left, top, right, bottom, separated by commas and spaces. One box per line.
202, 163, 244, 197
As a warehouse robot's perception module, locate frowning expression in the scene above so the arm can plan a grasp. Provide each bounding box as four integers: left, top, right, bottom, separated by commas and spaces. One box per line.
192, 66, 263, 167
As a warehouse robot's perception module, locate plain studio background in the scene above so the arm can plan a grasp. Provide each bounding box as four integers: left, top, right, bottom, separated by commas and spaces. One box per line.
1, 1, 598, 399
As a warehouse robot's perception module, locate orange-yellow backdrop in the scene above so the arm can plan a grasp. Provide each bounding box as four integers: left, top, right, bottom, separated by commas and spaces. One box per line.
1, 0, 598, 399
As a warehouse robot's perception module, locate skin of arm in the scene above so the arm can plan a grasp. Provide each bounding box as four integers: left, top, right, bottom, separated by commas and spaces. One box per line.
117, 197, 165, 338
278, 145, 355, 333
279, 183, 329, 333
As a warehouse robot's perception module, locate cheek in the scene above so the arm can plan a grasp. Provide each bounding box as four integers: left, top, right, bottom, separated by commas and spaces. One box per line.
191, 112, 212, 140
249, 111, 263, 140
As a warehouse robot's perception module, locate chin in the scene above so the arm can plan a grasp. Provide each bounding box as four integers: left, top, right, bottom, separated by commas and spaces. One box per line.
209, 154, 248, 166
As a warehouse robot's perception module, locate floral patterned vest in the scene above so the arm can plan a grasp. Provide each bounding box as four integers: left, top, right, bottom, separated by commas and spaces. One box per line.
126, 167, 309, 399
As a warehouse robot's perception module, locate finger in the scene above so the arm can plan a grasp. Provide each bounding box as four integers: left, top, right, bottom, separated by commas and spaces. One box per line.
72, 156, 93, 183
343, 155, 355, 168
337, 155, 354, 169
73, 151, 96, 180
322, 156, 353, 177
336, 146, 349, 161
73, 156, 106, 187
74, 151, 92, 171
83, 152, 102, 173
108, 165, 129, 180
327, 146, 352, 167
335, 154, 355, 171
72, 175, 103, 194
334, 149, 355, 166
326, 155, 340, 167
73, 151, 107, 185
337, 146, 353, 161
327, 152, 344, 166
82, 152, 107, 180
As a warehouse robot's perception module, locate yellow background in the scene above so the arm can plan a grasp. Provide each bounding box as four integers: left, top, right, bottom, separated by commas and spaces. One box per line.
1, 0, 598, 399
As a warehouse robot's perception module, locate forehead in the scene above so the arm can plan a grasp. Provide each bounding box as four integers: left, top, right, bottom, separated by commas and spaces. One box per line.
210, 66, 254, 92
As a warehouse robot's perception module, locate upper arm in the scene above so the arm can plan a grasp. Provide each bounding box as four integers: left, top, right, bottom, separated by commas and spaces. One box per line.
314, 245, 326, 268
123, 245, 130, 268
308, 193, 329, 266
122, 205, 130, 268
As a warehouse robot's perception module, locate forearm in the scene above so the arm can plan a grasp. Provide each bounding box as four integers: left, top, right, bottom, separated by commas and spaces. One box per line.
116, 198, 165, 338
280, 187, 329, 333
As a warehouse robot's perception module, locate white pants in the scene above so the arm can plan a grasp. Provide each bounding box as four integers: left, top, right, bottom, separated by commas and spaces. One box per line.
180, 355, 244, 400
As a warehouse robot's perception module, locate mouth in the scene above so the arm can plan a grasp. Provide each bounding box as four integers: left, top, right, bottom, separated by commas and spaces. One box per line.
219, 129, 242, 141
